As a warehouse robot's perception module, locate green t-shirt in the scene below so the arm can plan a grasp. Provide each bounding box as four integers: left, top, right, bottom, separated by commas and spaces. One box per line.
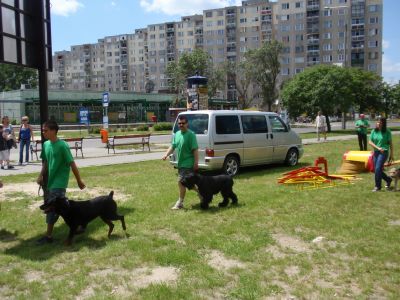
355, 119, 369, 135
172, 129, 198, 169
370, 129, 392, 152
40, 139, 74, 189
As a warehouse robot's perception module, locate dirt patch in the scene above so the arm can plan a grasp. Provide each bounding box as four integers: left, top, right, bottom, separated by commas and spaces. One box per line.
76, 286, 95, 300
388, 219, 400, 226
130, 266, 179, 288
205, 250, 246, 271
285, 265, 300, 278
24, 270, 44, 283
0, 182, 40, 201
68, 187, 131, 202
156, 229, 186, 245
272, 233, 311, 253
265, 245, 286, 259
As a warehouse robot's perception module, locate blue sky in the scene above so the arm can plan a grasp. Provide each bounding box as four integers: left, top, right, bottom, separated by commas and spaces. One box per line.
50, 0, 399, 84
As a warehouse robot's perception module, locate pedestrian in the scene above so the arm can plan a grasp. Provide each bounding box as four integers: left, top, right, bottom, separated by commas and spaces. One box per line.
315, 111, 327, 142
0, 124, 11, 170
162, 115, 199, 210
18, 116, 34, 165
36, 120, 86, 244
368, 117, 394, 192
1, 116, 16, 169
355, 114, 370, 150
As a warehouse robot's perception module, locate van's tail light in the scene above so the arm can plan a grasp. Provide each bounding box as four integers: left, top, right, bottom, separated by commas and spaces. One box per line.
205, 148, 214, 157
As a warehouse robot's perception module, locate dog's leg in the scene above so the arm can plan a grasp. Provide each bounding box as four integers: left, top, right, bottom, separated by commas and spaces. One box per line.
200, 195, 211, 209
65, 226, 77, 246
218, 196, 229, 207
101, 217, 115, 237
230, 192, 238, 205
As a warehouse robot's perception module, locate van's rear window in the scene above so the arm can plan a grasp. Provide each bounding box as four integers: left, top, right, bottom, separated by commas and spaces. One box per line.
173, 114, 209, 134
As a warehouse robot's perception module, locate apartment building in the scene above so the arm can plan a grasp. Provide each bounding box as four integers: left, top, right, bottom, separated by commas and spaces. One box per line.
49, 0, 383, 101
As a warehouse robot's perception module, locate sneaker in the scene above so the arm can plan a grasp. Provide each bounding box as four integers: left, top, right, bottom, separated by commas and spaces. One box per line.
18, 162, 23, 166
372, 187, 381, 192
171, 200, 183, 210
4, 165, 8, 170
7, 165, 14, 169
23, 162, 28, 166
36, 236, 53, 245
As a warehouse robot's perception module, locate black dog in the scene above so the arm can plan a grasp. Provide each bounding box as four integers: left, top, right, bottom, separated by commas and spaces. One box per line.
40, 191, 126, 245
181, 173, 238, 209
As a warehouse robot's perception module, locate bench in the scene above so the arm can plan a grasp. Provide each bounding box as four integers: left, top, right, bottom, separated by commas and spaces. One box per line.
107, 134, 151, 154
30, 137, 84, 160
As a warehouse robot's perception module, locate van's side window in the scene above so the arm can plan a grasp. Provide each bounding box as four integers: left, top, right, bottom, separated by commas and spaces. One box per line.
268, 116, 288, 132
241, 115, 268, 133
216, 115, 241, 134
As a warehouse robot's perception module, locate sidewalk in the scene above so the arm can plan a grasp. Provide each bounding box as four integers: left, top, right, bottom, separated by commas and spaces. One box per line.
1, 132, 398, 176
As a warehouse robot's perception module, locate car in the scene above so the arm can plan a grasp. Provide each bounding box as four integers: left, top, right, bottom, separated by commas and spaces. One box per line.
170, 110, 304, 176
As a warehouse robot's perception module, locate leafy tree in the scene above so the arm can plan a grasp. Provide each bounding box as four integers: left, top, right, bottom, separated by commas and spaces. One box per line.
381, 82, 400, 116
281, 65, 382, 130
224, 60, 255, 109
0, 63, 38, 91
245, 40, 282, 111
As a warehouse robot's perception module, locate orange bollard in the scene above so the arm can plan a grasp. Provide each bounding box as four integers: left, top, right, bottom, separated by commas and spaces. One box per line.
100, 129, 108, 143
314, 156, 328, 175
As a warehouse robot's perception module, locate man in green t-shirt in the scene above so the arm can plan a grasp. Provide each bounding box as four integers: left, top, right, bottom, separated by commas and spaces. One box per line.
162, 115, 198, 210
36, 120, 85, 244
355, 114, 370, 150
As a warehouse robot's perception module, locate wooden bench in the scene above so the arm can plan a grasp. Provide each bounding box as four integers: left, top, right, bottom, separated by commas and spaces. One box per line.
107, 134, 151, 154
30, 137, 84, 160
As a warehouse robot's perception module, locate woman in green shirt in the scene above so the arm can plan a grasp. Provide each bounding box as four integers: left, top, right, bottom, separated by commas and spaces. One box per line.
368, 117, 394, 191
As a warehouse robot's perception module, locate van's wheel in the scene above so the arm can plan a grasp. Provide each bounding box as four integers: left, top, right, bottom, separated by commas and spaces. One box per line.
223, 155, 239, 176
285, 148, 299, 166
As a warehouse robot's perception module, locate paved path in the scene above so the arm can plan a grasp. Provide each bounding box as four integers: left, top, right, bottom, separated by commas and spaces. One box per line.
2, 132, 398, 176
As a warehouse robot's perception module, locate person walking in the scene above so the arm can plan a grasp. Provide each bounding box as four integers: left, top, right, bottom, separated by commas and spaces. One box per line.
1, 116, 15, 169
162, 115, 199, 210
315, 111, 327, 142
36, 120, 86, 244
0, 124, 10, 170
18, 116, 34, 165
368, 117, 394, 192
355, 114, 370, 150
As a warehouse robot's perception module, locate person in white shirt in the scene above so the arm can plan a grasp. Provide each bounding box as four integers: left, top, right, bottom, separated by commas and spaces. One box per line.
315, 111, 327, 142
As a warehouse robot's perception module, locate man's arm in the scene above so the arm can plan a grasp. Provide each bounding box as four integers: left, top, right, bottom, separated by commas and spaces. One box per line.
162, 146, 174, 160
37, 161, 48, 186
71, 161, 85, 190
193, 148, 199, 171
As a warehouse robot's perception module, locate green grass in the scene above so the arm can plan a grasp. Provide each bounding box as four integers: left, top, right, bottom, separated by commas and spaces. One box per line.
1, 137, 399, 299
34, 129, 172, 139
299, 126, 400, 139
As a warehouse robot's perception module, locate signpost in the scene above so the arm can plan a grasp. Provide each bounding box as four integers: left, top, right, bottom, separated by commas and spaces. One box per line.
102, 92, 110, 129
79, 107, 89, 125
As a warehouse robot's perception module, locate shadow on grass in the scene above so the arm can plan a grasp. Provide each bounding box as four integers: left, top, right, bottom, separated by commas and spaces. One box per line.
4, 207, 135, 261
190, 202, 244, 213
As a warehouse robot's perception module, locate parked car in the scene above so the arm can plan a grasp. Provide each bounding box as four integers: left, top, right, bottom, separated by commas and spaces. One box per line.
329, 115, 340, 122
170, 110, 304, 175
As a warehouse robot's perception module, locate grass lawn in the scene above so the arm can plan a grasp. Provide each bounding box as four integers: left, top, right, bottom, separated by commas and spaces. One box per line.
1, 138, 399, 299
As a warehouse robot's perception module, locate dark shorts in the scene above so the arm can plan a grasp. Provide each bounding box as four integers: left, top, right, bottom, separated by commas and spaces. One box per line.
178, 168, 194, 182
45, 188, 66, 224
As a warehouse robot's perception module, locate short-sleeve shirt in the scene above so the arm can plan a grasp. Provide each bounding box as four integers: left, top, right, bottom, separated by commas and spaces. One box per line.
370, 129, 392, 153
172, 129, 198, 169
355, 119, 369, 135
40, 139, 74, 190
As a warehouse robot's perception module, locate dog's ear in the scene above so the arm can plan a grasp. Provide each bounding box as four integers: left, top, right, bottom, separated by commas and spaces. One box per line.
109, 191, 114, 199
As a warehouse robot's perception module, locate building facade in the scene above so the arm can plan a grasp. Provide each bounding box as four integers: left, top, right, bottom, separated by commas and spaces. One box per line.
48, 0, 383, 102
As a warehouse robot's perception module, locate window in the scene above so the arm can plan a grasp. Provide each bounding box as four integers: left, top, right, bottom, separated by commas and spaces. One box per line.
323, 32, 331, 39
173, 114, 209, 135
269, 116, 288, 132
281, 56, 290, 64
324, 0, 332, 5
338, 19, 346, 27
368, 41, 378, 48
323, 55, 332, 62
295, 34, 303, 41
295, 2, 303, 8
217, 20, 224, 26
240, 18, 247, 23
282, 3, 289, 9
280, 14, 289, 21
241, 116, 268, 134
215, 115, 240, 135
369, 28, 378, 36
295, 23, 304, 31
338, 43, 345, 50
281, 68, 290, 75
295, 68, 304, 74
205, 11, 212, 18
369, 17, 378, 24
368, 64, 377, 71
324, 20, 332, 29
295, 13, 304, 20
368, 52, 379, 59
324, 9, 332, 17
323, 43, 332, 51
295, 56, 304, 63
338, 0, 347, 3
338, 8, 346, 15
338, 54, 345, 61
338, 32, 345, 38
369, 5, 379, 12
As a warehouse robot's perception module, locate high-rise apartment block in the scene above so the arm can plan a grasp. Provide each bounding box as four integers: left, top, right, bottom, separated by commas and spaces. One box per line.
49, 0, 383, 101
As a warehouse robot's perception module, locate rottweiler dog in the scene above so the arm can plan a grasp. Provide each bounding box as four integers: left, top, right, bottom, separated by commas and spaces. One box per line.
40, 191, 126, 245
181, 173, 238, 209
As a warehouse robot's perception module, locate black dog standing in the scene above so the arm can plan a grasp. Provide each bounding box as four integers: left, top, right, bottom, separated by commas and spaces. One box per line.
41, 191, 126, 245
181, 173, 238, 209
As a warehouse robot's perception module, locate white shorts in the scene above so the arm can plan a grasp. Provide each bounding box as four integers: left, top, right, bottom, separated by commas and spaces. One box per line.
0, 150, 9, 161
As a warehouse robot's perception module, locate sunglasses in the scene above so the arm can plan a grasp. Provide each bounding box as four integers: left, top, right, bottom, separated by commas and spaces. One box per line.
178, 122, 187, 125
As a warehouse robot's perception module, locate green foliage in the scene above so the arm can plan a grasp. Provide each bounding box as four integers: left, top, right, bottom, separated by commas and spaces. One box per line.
153, 122, 173, 131
136, 124, 149, 131
224, 61, 254, 109
245, 40, 283, 111
0, 63, 38, 91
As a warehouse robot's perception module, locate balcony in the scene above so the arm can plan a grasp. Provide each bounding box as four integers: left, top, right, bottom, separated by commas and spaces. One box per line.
307, 38, 319, 45
351, 35, 364, 42
307, 27, 320, 34
306, 4, 320, 11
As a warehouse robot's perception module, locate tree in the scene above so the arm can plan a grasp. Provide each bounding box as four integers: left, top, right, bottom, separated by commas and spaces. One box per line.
224, 60, 255, 109
281, 65, 383, 131
245, 40, 282, 111
0, 63, 38, 91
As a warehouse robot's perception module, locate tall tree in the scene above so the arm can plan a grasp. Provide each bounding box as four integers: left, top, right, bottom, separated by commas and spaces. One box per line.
245, 40, 282, 111
0, 63, 38, 91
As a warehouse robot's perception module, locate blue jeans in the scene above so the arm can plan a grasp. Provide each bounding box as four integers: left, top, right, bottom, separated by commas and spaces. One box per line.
373, 151, 390, 189
19, 139, 31, 163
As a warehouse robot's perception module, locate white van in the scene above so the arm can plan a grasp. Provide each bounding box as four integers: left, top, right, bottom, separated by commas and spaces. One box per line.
170, 110, 303, 175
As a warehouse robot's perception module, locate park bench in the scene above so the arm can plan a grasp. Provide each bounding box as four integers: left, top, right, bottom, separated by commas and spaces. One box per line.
107, 134, 151, 154
30, 137, 84, 160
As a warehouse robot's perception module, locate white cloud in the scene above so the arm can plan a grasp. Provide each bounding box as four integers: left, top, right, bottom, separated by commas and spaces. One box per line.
140, 0, 242, 16
382, 54, 400, 84
382, 39, 390, 50
111, 1, 117, 6
51, 0, 84, 17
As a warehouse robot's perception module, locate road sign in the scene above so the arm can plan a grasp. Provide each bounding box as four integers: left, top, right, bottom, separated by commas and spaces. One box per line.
103, 116, 109, 129
102, 92, 110, 107
79, 107, 89, 125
